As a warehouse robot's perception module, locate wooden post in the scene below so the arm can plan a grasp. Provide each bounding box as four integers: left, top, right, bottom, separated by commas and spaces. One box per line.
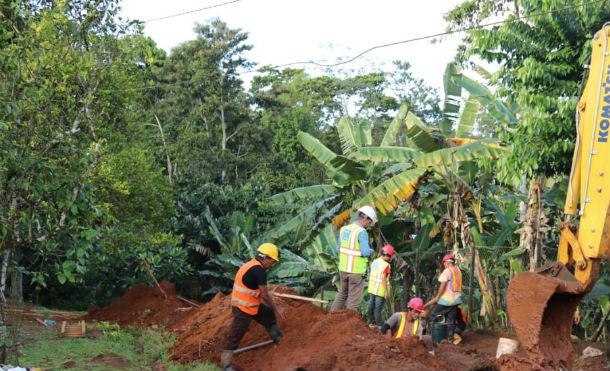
141, 259, 167, 299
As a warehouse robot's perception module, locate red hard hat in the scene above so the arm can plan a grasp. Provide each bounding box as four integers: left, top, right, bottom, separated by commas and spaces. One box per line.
382, 244, 396, 256
407, 297, 425, 312
442, 253, 455, 263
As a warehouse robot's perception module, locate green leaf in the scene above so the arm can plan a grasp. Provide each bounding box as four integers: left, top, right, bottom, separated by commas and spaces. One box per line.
355, 168, 425, 214
455, 97, 481, 137
354, 146, 420, 163
329, 155, 367, 179
270, 185, 338, 205
413, 142, 509, 168
405, 112, 440, 152
440, 63, 462, 136
337, 117, 359, 156
297, 131, 339, 169
381, 104, 409, 146
499, 247, 526, 260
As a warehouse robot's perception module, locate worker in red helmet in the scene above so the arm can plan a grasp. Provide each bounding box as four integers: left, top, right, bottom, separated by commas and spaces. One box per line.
366, 244, 395, 327
425, 253, 463, 344
380, 297, 434, 354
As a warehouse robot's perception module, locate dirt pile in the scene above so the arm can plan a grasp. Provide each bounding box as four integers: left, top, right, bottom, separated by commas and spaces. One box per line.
85, 283, 608, 371
85, 281, 191, 327
169, 287, 453, 371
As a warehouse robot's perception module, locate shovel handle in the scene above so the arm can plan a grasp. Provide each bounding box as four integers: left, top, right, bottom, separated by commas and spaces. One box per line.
233, 340, 274, 354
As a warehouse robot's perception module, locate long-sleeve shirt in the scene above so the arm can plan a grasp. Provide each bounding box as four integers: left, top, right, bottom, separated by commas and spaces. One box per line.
337, 221, 371, 256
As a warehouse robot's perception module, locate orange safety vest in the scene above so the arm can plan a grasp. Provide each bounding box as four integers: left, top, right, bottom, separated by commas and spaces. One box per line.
231, 259, 263, 315
448, 265, 462, 293
394, 312, 419, 339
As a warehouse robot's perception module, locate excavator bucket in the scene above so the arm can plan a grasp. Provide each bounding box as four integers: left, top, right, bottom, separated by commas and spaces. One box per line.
507, 268, 583, 369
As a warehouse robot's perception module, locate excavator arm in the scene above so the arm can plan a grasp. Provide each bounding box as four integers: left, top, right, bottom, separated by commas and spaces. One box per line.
507, 23, 610, 369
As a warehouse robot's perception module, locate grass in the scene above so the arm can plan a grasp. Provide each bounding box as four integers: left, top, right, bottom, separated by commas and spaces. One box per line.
14, 321, 219, 371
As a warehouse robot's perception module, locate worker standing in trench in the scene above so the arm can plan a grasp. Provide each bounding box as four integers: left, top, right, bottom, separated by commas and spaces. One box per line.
367, 244, 396, 327
220, 243, 286, 371
424, 253, 463, 344
380, 297, 435, 354
331, 205, 378, 312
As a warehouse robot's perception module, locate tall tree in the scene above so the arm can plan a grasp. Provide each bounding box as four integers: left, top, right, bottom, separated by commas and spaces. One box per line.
446, 0, 610, 184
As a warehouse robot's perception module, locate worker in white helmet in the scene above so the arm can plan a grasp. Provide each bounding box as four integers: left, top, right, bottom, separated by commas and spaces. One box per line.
331, 205, 378, 311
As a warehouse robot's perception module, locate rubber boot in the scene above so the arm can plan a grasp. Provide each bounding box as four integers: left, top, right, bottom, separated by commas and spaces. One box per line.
267, 324, 283, 343
221, 350, 234, 371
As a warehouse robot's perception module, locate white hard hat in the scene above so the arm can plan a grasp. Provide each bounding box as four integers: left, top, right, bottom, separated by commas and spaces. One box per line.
357, 205, 378, 224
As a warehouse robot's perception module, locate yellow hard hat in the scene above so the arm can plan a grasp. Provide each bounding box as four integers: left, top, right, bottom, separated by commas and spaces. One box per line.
257, 243, 279, 261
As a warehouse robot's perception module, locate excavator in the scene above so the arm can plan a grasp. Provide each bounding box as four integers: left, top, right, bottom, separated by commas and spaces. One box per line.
507, 23, 610, 369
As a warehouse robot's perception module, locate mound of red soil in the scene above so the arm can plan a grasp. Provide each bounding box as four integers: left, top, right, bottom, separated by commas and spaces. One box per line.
85, 281, 190, 327
169, 289, 453, 371
86, 282, 608, 371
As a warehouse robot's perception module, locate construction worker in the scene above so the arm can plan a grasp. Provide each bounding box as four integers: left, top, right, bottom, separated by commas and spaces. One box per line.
331, 205, 378, 312
425, 253, 463, 344
367, 244, 396, 327
380, 297, 434, 353
221, 243, 285, 371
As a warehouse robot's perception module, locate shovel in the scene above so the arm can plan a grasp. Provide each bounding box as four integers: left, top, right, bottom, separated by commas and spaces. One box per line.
233, 340, 274, 354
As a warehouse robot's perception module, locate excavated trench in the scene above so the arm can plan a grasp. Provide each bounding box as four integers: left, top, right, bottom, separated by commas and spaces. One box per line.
86, 282, 607, 371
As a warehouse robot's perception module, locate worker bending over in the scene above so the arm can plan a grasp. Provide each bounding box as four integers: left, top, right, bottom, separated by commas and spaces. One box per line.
425, 253, 463, 344
221, 243, 285, 371
381, 297, 434, 353
331, 205, 378, 311
367, 244, 396, 327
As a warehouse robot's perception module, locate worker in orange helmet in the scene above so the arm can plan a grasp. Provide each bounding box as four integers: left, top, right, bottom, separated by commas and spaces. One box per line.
367, 244, 396, 327
425, 253, 463, 344
380, 297, 434, 354
221, 243, 286, 371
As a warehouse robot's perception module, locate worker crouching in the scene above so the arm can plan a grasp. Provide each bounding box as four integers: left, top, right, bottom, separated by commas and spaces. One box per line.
221, 243, 286, 371
380, 297, 434, 354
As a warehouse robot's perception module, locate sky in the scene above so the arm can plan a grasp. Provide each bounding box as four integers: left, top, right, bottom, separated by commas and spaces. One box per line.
119, 0, 465, 92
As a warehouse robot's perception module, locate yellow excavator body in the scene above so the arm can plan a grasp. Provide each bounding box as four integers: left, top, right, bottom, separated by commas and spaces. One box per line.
507, 23, 610, 369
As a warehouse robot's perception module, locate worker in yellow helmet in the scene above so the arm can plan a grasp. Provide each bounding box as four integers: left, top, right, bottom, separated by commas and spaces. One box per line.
220, 243, 285, 371
331, 205, 378, 311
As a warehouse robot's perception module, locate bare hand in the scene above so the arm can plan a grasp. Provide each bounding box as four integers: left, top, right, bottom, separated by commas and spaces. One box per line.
276, 306, 286, 319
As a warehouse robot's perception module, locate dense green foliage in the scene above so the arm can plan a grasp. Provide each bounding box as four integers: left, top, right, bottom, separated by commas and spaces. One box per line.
0, 0, 609, 356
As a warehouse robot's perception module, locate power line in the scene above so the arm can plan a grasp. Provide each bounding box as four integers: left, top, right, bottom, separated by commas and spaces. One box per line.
142, 0, 244, 23
243, 0, 608, 70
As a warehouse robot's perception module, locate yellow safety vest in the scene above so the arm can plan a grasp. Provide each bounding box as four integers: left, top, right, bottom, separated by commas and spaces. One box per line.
368, 257, 390, 297
338, 223, 368, 274
395, 312, 419, 339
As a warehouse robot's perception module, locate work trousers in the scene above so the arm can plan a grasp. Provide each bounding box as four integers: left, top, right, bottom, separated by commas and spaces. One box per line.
223, 304, 277, 350
331, 271, 365, 311
367, 294, 385, 325
429, 303, 459, 323
429, 303, 459, 340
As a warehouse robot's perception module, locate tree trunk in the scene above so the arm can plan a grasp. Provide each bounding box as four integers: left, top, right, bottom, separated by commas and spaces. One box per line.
154, 115, 173, 184
518, 180, 549, 272
451, 192, 497, 326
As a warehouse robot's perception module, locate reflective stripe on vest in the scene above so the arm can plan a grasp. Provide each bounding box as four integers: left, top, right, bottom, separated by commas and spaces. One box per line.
338, 223, 367, 274
231, 259, 263, 315
368, 257, 390, 297
449, 266, 462, 292
395, 312, 419, 339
